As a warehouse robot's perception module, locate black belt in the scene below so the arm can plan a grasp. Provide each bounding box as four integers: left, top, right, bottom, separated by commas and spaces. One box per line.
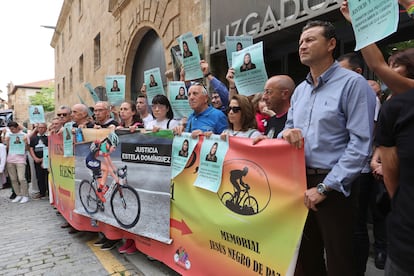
306, 168, 331, 175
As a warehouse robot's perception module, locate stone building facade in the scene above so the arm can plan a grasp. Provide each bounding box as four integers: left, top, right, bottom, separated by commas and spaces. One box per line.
52, 0, 209, 108
52, 0, 414, 109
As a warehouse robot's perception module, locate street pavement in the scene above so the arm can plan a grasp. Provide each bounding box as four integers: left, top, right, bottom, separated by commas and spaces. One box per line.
0, 186, 383, 276
0, 187, 179, 276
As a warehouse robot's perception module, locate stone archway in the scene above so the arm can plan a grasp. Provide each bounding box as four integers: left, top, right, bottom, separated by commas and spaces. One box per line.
128, 29, 167, 101
114, 1, 181, 101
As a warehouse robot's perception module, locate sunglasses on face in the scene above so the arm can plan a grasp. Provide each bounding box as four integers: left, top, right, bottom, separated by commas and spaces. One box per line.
57, 113, 68, 117
227, 106, 241, 113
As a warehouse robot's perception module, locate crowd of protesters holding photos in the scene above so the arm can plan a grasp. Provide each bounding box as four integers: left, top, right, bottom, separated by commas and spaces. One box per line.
2, 0, 414, 274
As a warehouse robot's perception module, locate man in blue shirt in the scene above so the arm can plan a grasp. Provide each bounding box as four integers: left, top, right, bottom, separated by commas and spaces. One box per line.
175, 83, 227, 137
280, 21, 375, 276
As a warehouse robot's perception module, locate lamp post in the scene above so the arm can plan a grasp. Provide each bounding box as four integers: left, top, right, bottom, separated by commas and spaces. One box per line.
40, 25, 56, 30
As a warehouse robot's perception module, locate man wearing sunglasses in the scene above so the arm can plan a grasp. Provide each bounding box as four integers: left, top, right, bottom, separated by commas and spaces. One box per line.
56, 105, 72, 125
55, 105, 73, 135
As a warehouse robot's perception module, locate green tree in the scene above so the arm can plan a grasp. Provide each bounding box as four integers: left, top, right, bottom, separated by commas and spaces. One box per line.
29, 86, 55, 112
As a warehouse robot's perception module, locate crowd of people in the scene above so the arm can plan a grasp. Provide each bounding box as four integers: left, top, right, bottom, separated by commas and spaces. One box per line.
3, 1, 414, 274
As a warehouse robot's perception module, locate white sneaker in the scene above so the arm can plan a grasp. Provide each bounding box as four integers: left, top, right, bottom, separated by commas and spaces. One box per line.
19, 196, 29, 204
11, 196, 22, 203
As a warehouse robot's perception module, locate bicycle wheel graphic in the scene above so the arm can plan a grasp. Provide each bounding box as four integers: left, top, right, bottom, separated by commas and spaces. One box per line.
111, 185, 141, 228
221, 192, 234, 206
79, 180, 99, 214
242, 196, 259, 215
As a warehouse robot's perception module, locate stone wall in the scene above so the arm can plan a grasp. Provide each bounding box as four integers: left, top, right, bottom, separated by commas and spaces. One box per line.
52, 0, 209, 108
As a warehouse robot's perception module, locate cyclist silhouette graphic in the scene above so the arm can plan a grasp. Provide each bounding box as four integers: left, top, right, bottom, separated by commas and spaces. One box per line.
85, 132, 119, 202
230, 167, 249, 201
222, 166, 259, 215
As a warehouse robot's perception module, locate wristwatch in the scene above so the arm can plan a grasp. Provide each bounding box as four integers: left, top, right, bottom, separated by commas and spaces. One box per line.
316, 183, 329, 196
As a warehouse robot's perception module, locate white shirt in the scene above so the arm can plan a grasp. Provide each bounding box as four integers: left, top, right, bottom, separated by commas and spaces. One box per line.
146, 118, 180, 131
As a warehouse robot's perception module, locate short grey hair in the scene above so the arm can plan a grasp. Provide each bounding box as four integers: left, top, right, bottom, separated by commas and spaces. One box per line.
95, 101, 110, 110
59, 105, 72, 113
192, 82, 208, 95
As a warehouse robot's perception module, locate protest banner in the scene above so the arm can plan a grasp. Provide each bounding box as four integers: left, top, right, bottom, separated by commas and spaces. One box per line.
50, 130, 307, 275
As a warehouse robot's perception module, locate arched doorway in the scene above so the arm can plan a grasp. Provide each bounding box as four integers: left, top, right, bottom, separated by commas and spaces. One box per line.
130, 29, 167, 101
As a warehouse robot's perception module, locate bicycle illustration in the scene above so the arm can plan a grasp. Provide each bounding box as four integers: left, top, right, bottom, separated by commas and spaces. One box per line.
221, 183, 259, 215
220, 167, 259, 215
79, 165, 141, 229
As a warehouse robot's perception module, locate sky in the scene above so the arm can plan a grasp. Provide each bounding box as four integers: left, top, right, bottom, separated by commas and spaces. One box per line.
0, 0, 63, 100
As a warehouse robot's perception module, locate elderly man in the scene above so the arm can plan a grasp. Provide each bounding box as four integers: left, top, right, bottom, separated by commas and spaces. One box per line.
71, 103, 94, 128
57, 105, 72, 126
175, 83, 227, 136
261, 75, 295, 137
93, 101, 119, 129
281, 21, 375, 276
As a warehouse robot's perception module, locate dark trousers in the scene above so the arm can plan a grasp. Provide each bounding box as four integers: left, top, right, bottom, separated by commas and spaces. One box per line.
354, 173, 389, 276
372, 180, 389, 255
354, 174, 389, 275
353, 173, 375, 276
295, 174, 357, 276
34, 162, 49, 197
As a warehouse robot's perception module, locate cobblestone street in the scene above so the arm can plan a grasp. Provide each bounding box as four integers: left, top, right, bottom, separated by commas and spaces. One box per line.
0, 185, 383, 276
0, 187, 141, 276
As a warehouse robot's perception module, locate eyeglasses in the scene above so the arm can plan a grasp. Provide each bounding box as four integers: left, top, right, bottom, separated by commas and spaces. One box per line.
263, 88, 287, 95
151, 104, 166, 110
227, 106, 241, 113
57, 113, 68, 117
263, 89, 274, 95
